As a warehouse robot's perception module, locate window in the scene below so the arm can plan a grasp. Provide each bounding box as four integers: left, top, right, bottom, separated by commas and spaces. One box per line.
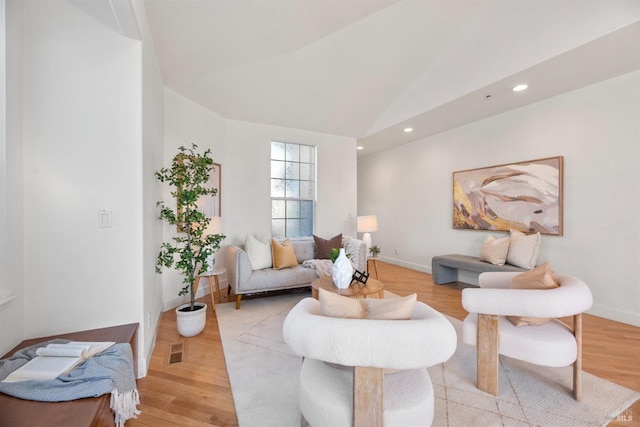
271, 141, 315, 238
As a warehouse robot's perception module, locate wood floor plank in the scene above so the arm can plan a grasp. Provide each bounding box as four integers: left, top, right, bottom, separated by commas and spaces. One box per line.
131, 261, 639, 426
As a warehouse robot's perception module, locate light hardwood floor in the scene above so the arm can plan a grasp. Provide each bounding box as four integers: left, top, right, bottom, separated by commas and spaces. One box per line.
129, 261, 640, 426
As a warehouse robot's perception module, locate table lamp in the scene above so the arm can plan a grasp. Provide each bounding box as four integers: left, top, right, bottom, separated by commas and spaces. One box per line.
357, 215, 378, 255
205, 216, 222, 270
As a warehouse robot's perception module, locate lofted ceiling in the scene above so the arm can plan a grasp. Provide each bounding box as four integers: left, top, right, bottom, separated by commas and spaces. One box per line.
141, 0, 640, 157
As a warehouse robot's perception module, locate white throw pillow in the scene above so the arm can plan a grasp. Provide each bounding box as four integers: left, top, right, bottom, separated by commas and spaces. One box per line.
246, 234, 272, 270
506, 229, 541, 269
478, 235, 510, 266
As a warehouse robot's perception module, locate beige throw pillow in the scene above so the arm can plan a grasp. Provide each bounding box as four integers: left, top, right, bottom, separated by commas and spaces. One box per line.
507, 262, 559, 327
506, 229, 541, 269
318, 288, 417, 320
319, 288, 366, 319
479, 235, 510, 266
363, 294, 417, 320
271, 239, 298, 270
246, 234, 272, 270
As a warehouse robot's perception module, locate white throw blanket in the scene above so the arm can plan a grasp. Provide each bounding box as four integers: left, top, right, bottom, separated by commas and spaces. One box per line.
302, 236, 363, 277
302, 259, 333, 277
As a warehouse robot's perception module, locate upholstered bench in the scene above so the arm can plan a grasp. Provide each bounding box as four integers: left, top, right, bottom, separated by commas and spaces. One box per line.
431, 254, 526, 285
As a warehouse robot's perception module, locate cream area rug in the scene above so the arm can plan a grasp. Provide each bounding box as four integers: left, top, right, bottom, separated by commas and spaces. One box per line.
216, 291, 640, 427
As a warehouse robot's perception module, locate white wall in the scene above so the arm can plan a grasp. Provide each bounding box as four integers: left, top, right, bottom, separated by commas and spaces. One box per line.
224, 119, 358, 248
161, 88, 227, 309
20, 0, 143, 338
162, 91, 358, 308
0, 0, 24, 357
132, 0, 165, 377
358, 71, 640, 326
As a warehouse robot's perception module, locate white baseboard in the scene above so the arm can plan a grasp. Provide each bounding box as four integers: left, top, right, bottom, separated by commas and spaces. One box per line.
588, 304, 640, 327
377, 256, 431, 274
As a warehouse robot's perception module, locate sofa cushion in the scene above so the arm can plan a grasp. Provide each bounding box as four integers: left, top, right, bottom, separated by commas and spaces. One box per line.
271, 239, 298, 270
246, 234, 272, 270
478, 235, 510, 266
314, 234, 342, 259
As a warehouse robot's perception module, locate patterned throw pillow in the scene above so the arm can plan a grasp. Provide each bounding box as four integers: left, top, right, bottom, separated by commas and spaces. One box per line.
506, 229, 541, 269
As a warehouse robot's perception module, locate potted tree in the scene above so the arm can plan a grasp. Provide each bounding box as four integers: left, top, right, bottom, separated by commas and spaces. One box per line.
156, 144, 225, 337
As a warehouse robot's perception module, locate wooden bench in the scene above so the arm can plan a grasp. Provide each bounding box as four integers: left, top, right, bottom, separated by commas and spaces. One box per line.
431, 254, 526, 285
0, 323, 138, 427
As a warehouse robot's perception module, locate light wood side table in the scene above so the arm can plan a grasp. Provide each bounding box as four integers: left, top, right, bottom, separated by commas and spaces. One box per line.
194, 267, 227, 313
311, 275, 384, 300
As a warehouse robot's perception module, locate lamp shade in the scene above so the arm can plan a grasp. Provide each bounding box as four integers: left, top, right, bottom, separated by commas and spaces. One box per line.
205, 216, 222, 235
357, 215, 378, 233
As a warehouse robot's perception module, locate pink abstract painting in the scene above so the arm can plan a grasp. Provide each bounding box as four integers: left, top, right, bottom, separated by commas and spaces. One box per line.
453, 156, 563, 235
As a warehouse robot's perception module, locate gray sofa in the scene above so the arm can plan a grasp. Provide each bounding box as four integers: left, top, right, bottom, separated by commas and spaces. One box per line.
226, 237, 367, 309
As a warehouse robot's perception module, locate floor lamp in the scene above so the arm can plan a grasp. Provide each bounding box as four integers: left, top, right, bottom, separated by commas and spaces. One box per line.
357, 215, 378, 256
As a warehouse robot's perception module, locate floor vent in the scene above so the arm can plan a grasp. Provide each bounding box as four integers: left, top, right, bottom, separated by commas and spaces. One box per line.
168, 341, 185, 365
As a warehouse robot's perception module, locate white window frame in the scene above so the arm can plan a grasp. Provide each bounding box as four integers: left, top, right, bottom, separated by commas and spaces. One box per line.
270, 141, 315, 238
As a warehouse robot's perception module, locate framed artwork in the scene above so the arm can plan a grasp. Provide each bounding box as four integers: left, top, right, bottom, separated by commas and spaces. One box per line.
176, 158, 221, 232
453, 156, 563, 235
197, 162, 221, 217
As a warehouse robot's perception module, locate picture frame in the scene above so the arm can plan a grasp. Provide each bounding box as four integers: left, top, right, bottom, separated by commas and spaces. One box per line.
176, 156, 221, 232
452, 156, 563, 235
197, 162, 221, 218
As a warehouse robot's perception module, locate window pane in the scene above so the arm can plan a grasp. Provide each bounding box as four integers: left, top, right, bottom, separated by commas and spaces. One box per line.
285, 161, 299, 179
301, 201, 313, 219
271, 160, 285, 178
300, 181, 313, 200
271, 141, 315, 238
272, 200, 285, 218
286, 200, 300, 218
300, 145, 314, 163
271, 179, 285, 197
285, 180, 299, 198
300, 163, 313, 181
285, 143, 299, 161
301, 219, 313, 237
271, 142, 285, 160
272, 220, 285, 239
286, 219, 301, 237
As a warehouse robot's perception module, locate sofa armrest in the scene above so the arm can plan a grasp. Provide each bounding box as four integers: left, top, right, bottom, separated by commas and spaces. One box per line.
225, 246, 253, 294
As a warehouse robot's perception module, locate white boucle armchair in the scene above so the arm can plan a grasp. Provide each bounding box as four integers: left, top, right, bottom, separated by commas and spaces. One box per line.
461, 272, 593, 400
283, 298, 457, 427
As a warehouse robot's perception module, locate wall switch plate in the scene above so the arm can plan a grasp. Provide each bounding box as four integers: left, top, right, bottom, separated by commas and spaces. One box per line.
98, 210, 113, 228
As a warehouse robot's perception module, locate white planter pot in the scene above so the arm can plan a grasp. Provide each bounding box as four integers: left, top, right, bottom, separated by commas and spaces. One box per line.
176, 302, 207, 337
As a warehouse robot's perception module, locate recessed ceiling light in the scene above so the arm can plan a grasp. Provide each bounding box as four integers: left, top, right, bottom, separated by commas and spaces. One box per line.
404, 127, 413, 133
512, 84, 528, 92
357, 146, 364, 150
